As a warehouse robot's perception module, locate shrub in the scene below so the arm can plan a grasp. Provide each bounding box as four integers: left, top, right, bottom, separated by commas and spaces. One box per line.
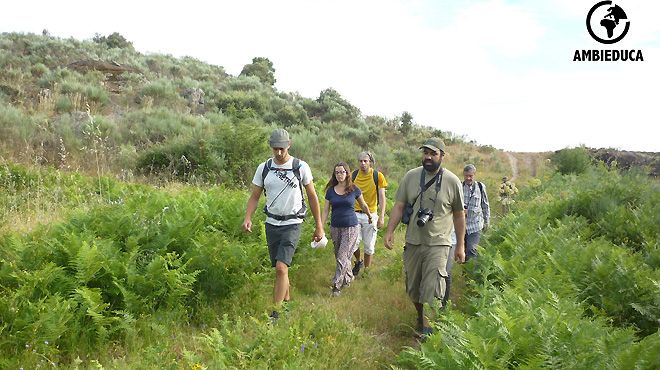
216, 90, 269, 119
552, 146, 591, 175
136, 134, 226, 182
316, 88, 361, 123
134, 120, 269, 186
30, 63, 49, 77
0, 104, 38, 146
239, 57, 276, 86
92, 32, 134, 50
118, 108, 203, 146
140, 78, 179, 102
265, 98, 309, 128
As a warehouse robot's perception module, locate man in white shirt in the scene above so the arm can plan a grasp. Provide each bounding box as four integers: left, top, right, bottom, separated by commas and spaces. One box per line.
243, 128, 325, 322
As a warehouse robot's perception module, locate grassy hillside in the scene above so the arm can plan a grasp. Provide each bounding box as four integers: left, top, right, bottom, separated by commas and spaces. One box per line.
0, 32, 521, 187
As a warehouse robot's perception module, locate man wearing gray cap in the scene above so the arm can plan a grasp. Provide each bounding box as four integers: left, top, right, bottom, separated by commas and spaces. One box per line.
384, 137, 466, 340
243, 128, 325, 322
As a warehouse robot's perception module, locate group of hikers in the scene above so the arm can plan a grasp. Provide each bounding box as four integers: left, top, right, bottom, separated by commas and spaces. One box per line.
242, 128, 491, 339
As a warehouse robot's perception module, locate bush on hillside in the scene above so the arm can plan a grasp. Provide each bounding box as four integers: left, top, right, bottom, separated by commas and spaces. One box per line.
0, 105, 38, 146
217, 90, 269, 119
93, 32, 134, 50
315, 88, 361, 123
265, 96, 309, 127
239, 57, 276, 86
118, 108, 203, 146
136, 135, 226, 182
552, 146, 591, 175
135, 121, 269, 186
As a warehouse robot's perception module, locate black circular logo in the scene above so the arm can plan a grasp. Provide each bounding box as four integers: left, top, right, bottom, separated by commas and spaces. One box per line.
586, 1, 630, 44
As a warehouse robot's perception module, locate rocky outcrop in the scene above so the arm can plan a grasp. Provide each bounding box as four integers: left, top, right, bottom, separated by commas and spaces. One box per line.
590, 148, 659, 177
67, 60, 140, 93
181, 87, 205, 114
67, 59, 139, 76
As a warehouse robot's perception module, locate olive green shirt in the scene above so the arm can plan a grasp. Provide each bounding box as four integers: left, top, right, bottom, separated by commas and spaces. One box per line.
395, 166, 464, 246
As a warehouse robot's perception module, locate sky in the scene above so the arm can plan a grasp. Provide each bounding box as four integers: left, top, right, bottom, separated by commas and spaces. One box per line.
2, 0, 659, 152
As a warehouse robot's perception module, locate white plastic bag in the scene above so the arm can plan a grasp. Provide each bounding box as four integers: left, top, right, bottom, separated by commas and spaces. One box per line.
310, 235, 328, 249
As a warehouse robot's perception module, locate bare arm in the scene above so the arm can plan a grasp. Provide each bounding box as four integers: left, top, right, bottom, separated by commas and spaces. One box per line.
453, 210, 466, 263
357, 195, 372, 223
305, 182, 325, 242
321, 197, 330, 226
384, 201, 405, 249
242, 185, 264, 233
377, 187, 386, 229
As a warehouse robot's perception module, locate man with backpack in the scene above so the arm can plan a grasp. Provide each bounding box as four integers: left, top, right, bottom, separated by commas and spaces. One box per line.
384, 138, 466, 340
351, 151, 388, 276
462, 164, 490, 261
441, 165, 491, 307
242, 128, 325, 322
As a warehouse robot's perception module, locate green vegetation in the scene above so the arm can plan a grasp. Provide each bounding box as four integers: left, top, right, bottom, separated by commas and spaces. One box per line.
397, 165, 659, 369
552, 146, 591, 175
1, 31, 495, 187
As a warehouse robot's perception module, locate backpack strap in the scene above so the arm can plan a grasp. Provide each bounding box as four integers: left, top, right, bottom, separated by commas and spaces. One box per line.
262, 157, 307, 220
373, 169, 379, 205
477, 182, 487, 205
477, 181, 489, 222
292, 158, 304, 201
261, 158, 273, 195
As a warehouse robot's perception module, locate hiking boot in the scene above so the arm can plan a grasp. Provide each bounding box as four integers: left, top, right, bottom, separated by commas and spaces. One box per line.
419, 326, 433, 342
269, 310, 280, 323
352, 260, 363, 276
331, 287, 341, 297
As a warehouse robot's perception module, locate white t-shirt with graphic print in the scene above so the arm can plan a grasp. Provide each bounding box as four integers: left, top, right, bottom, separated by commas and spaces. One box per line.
252, 157, 313, 226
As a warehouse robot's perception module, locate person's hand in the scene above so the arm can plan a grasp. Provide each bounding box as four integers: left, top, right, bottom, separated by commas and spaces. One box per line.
367, 216, 373, 224
242, 219, 252, 233
313, 226, 325, 242
384, 232, 394, 250
454, 246, 466, 263
377, 217, 384, 229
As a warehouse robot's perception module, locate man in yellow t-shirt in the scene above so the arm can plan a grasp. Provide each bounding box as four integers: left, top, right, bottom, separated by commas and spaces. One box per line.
351, 151, 388, 276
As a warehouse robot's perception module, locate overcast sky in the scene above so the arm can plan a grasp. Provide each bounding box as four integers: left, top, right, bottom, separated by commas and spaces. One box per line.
2, 0, 658, 152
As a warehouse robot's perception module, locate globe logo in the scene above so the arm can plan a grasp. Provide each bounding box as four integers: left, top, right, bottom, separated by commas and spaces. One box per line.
586, 1, 630, 44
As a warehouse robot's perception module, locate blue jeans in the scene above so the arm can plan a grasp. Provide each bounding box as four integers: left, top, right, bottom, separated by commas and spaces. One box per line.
465, 231, 482, 261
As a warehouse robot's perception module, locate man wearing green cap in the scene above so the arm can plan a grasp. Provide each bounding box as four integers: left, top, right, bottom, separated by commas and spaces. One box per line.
384, 137, 466, 340
243, 128, 325, 322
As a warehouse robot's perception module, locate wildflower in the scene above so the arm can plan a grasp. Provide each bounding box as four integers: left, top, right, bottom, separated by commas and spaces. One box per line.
300, 344, 305, 353
44, 340, 49, 345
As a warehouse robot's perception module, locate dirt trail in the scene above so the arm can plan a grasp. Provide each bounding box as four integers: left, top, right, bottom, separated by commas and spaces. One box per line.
505, 152, 519, 181
284, 227, 462, 368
